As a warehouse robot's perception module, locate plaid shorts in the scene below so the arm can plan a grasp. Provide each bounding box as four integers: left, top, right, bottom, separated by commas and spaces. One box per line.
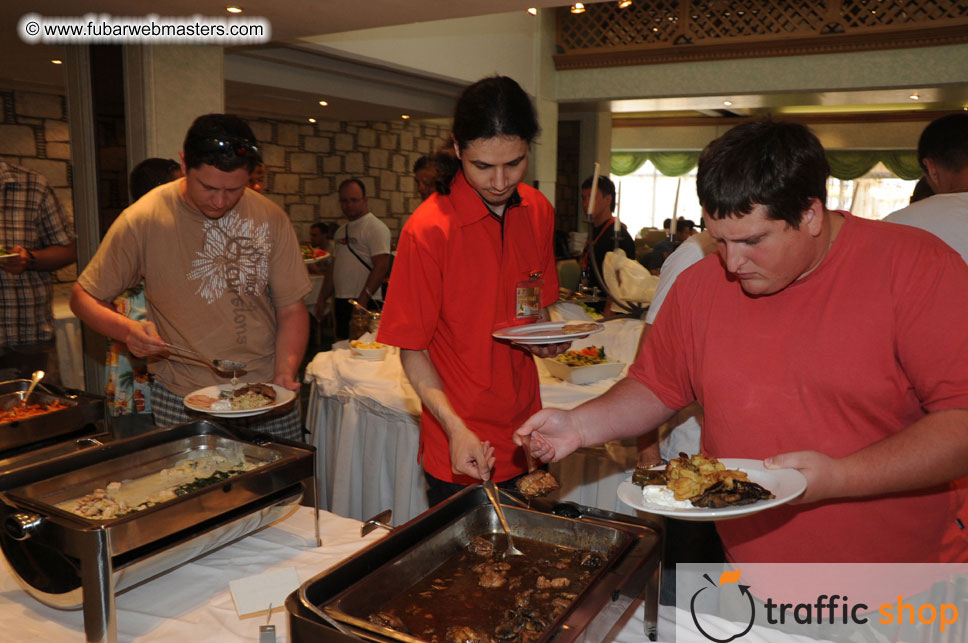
150, 380, 304, 442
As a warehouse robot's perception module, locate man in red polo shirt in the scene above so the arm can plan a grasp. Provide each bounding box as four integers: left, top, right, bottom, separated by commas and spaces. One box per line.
377, 76, 564, 506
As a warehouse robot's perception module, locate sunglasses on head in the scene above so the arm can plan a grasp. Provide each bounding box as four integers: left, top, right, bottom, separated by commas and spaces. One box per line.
195, 137, 260, 158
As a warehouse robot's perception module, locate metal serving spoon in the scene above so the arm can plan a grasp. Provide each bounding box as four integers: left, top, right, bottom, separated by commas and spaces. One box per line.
482, 479, 525, 558
163, 342, 247, 372
20, 370, 44, 408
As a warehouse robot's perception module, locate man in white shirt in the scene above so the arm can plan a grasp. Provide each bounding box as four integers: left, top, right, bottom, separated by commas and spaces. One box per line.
318, 178, 391, 338
884, 112, 968, 262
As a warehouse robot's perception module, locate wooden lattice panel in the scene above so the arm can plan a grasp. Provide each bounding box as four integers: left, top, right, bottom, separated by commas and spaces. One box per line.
556, 0, 968, 67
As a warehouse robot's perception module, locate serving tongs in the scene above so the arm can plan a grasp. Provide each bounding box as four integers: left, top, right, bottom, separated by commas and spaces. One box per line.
163, 342, 246, 372
482, 478, 525, 558
347, 298, 381, 318
19, 370, 44, 408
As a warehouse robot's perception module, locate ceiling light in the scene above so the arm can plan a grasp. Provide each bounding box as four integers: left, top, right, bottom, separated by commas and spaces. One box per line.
527, 7, 537, 15
50, 59, 63, 65
571, 3, 586, 14
308, 118, 317, 124
908, 93, 920, 101
401, 114, 411, 120
226, 6, 243, 13
618, 0, 632, 7
318, 100, 328, 107
723, 100, 733, 106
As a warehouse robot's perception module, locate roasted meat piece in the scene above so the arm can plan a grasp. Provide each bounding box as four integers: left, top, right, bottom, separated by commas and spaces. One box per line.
515, 470, 559, 498
368, 610, 409, 633
466, 536, 495, 556
691, 479, 775, 508
446, 625, 494, 643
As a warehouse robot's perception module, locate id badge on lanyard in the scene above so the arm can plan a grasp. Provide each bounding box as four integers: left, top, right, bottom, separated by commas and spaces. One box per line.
515, 271, 543, 319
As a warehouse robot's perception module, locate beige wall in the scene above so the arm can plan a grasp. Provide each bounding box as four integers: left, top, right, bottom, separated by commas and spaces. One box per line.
0, 88, 76, 285
245, 117, 450, 245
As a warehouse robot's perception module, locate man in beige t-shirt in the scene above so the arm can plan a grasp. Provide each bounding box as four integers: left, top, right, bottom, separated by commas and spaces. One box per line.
71, 114, 311, 439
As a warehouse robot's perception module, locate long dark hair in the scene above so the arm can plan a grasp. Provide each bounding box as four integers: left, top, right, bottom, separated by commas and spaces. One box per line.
437, 76, 539, 195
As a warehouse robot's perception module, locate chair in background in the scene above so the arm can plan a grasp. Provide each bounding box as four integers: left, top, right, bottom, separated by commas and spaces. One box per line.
557, 259, 581, 292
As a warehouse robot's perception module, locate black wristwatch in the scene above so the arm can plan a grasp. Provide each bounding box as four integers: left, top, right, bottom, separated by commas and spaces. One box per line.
25, 249, 37, 270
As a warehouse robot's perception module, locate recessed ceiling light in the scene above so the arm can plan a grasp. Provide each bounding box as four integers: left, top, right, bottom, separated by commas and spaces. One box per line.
723, 100, 733, 106
308, 118, 317, 123
527, 7, 537, 15
618, 0, 633, 7
318, 100, 328, 107
571, 3, 586, 14
401, 114, 411, 120
226, 6, 243, 14
50, 59, 63, 65
909, 93, 920, 100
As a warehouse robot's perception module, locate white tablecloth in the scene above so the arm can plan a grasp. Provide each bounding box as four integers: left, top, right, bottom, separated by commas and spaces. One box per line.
52, 295, 85, 390
304, 313, 649, 525
0, 507, 385, 642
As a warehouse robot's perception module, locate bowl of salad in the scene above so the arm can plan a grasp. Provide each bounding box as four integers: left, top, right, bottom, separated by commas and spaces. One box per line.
543, 346, 626, 385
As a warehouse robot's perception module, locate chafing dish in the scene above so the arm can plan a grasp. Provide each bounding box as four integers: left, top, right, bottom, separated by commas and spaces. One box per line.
0, 379, 106, 459
0, 419, 318, 643
287, 487, 662, 642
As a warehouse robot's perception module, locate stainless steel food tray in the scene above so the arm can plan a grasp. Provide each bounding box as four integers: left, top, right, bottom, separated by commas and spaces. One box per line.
0, 379, 105, 457
292, 486, 662, 643
0, 420, 317, 643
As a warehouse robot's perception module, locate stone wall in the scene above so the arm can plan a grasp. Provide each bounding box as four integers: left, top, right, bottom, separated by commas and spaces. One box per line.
0, 89, 76, 283
244, 117, 451, 246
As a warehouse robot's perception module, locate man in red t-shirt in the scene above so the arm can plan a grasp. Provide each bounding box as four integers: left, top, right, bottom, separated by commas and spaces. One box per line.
517, 120, 968, 564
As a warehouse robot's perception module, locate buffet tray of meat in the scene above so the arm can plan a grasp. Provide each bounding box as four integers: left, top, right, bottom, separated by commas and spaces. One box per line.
0, 379, 105, 458
290, 486, 662, 643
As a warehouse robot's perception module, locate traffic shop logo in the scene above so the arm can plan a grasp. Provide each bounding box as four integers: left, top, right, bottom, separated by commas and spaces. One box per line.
690, 570, 755, 642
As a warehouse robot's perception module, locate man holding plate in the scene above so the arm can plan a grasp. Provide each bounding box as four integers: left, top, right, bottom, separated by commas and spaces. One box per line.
517, 119, 968, 565
71, 114, 310, 439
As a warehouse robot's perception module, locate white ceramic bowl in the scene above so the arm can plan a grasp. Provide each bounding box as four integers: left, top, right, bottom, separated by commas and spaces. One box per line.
543, 358, 625, 385
349, 341, 388, 361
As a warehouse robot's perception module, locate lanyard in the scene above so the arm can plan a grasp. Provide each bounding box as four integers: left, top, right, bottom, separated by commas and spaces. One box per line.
581, 219, 614, 269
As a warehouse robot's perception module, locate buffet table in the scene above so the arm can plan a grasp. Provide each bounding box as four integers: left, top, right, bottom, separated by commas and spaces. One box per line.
304, 308, 648, 525
0, 505, 672, 642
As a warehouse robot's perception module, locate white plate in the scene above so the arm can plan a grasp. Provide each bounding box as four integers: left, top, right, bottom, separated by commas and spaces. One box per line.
183, 383, 295, 418
616, 458, 807, 521
543, 358, 625, 384
492, 321, 604, 345
0, 253, 18, 263
303, 250, 329, 264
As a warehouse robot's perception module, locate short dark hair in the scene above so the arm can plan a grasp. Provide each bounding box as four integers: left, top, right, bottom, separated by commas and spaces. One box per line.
338, 178, 366, 197
129, 157, 180, 201
183, 114, 261, 173
697, 119, 829, 229
676, 219, 696, 234
413, 156, 434, 173
581, 175, 617, 213
310, 222, 326, 235
918, 112, 968, 173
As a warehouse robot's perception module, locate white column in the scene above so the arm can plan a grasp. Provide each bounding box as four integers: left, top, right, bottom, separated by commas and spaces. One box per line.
124, 45, 225, 170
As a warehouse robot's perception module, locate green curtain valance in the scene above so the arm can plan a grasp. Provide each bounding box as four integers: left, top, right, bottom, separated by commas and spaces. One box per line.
612, 149, 921, 181
611, 151, 699, 177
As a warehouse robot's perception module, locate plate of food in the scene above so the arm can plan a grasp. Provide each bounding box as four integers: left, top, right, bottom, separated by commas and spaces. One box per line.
543, 346, 625, 384
616, 453, 807, 521
183, 383, 295, 418
492, 321, 604, 346
302, 246, 329, 264
349, 339, 388, 360
0, 247, 18, 263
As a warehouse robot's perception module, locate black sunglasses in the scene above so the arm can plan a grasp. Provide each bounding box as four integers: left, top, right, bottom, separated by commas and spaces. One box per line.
195, 137, 260, 158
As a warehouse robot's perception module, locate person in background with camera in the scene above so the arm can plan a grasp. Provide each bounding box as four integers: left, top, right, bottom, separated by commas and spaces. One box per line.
317, 178, 391, 340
